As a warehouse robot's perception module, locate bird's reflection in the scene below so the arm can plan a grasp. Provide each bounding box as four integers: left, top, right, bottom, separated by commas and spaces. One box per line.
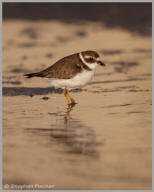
64, 104, 76, 124
25, 104, 100, 157
50, 104, 99, 157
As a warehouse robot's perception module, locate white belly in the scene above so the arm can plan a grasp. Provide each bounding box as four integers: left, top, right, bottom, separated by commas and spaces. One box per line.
50, 70, 94, 89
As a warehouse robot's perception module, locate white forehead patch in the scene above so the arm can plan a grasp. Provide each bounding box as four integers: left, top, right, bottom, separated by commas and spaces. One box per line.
85, 55, 100, 60
85, 55, 92, 59
79, 52, 98, 70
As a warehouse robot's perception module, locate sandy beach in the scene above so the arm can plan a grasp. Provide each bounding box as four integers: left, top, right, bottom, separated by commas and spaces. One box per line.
3, 19, 152, 190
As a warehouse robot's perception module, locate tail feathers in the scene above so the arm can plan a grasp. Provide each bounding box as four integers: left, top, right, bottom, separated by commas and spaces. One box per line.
24, 72, 41, 78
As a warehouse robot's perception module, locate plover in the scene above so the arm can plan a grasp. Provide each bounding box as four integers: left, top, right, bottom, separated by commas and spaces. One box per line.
24, 50, 105, 105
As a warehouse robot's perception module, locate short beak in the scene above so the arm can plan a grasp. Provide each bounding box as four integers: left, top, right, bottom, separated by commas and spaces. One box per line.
98, 61, 106, 67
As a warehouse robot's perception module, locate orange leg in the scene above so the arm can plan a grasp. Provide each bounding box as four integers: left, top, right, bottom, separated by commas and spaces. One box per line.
63, 87, 70, 105
67, 91, 76, 105
63, 88, 76, 105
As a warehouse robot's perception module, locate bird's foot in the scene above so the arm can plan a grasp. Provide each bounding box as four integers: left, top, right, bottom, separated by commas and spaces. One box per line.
68, 101, 77, 107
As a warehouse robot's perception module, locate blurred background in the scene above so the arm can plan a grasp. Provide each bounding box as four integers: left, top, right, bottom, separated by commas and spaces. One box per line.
3, 3, 152, 36
3, 2, 152, 190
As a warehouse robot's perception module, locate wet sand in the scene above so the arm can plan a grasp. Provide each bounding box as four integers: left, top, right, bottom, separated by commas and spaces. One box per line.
3, 20, 152, 190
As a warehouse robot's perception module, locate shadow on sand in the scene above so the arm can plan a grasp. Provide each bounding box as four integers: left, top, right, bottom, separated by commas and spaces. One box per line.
2, 87, 84, 96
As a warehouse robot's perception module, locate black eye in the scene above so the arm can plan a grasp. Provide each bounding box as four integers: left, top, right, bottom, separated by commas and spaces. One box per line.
89, 57, 94, 61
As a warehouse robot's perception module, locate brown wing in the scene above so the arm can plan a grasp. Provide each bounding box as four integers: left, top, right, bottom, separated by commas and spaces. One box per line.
24, 53, 91, 79
39, 54, 83, 79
